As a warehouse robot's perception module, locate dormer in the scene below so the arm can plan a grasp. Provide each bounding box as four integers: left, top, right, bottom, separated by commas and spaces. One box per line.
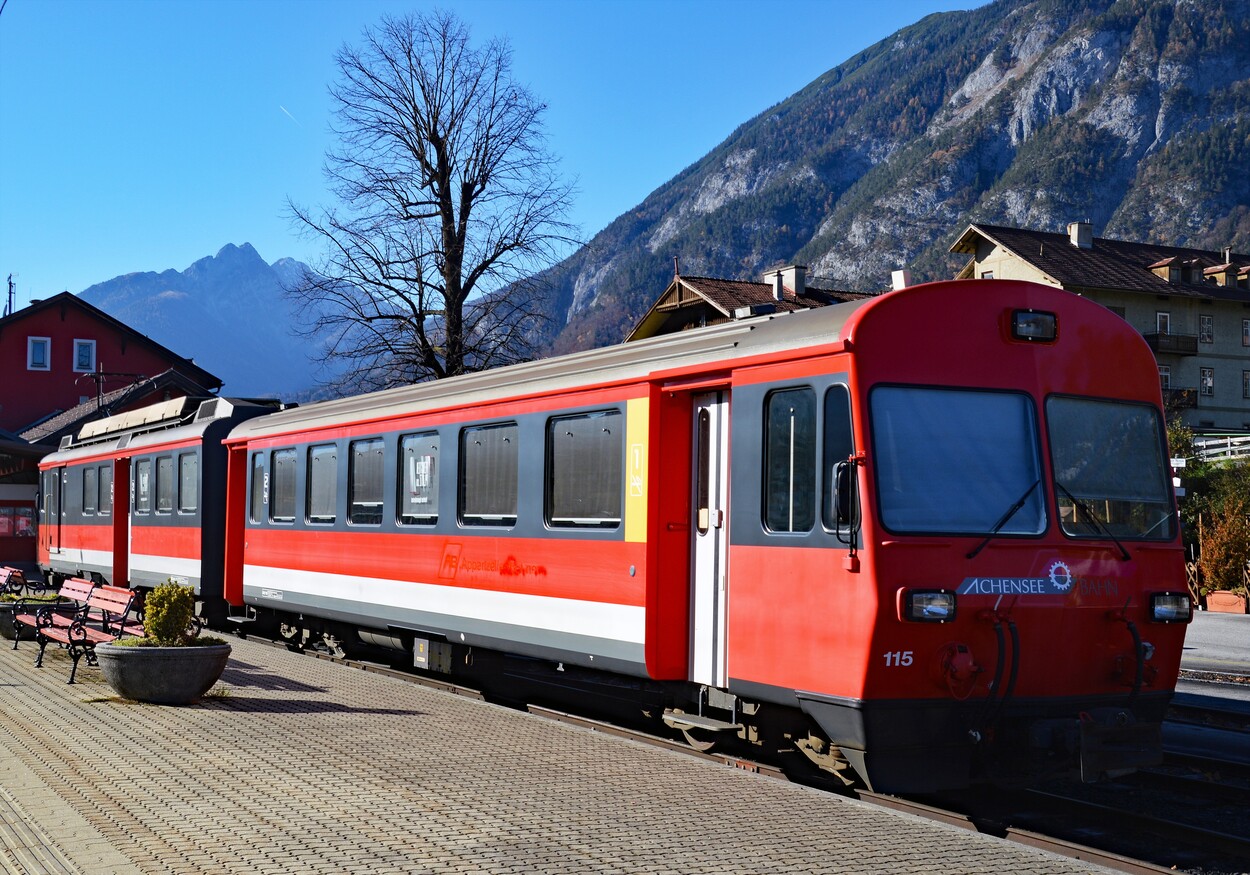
1204, 262, 1238, 288
1149, 256, 1179, 283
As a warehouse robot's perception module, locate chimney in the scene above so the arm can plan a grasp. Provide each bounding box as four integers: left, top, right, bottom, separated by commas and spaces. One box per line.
765, 269, 785, 301
1224, 246, 1233, 264
891, 269, 912, 291
780, 265, 806, 298
1067, 220, 1092, 249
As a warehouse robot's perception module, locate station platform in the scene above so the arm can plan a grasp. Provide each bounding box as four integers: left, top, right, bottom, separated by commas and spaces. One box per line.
0, 634, 1112, 874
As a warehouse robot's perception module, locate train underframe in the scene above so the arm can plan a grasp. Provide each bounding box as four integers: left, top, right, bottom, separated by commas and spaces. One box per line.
216, 604, 1171, 796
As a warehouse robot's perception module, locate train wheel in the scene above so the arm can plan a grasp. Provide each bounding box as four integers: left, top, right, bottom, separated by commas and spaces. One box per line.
278, 622, 307, 652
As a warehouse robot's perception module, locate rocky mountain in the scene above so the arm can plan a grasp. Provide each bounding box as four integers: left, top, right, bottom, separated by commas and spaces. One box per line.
79, 244, 334, 398
544, 0, 1250, 354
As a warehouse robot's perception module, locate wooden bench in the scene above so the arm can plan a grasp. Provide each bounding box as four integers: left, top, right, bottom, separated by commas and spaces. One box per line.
1, 566, 30, 597
35, 584, 139, 683
11, 577, 97, 650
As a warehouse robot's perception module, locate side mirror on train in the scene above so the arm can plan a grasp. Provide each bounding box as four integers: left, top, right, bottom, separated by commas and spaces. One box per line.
832, 459, 860, 543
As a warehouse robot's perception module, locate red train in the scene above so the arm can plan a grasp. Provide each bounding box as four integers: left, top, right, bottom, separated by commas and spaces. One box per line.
39, 279, 1192, 793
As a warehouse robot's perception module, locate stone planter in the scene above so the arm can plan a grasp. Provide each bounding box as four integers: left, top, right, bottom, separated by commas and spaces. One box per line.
0, 605, 18, 640
94, 642, 232, 705
1205, 590, 1249, 614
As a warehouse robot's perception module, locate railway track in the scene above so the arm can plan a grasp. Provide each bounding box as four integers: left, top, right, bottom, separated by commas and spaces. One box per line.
255, 633, 1250, 875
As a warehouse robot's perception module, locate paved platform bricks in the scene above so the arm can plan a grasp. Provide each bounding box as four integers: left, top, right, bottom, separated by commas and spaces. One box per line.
0, 635, 1110, 874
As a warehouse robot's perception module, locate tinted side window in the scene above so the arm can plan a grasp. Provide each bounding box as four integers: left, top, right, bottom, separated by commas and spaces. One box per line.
307, 444, 338, 524
399, 433, 439, 526
135, 459, 152, 514
83, 467, 97, 515
764, 388, 816, 533
349, 439, 384, 525
250, 453, 265, 523
156, 456, 174, 513
178, 453, 198, 513
822, 385, 855, 529
270, 449, 296, 523
547, 410, 622, 528
98, 465, 112, 517
460, 423, 518, 526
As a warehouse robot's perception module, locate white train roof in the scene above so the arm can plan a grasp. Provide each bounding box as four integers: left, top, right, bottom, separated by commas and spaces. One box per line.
227, 293, 880, 442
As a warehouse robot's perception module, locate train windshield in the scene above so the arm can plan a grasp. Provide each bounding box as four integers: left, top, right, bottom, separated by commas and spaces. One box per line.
870, 387, 1045, 535
1047, 396, 1175, 541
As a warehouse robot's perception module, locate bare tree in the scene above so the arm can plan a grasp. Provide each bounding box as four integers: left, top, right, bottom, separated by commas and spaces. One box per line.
288, 11, 575, 392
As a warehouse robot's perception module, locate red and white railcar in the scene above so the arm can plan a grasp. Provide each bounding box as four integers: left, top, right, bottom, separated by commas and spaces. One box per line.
38, 398, 272, 619
217, 278, 1190, 792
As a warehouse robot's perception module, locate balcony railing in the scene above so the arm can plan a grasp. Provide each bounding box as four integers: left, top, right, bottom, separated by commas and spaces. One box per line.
1143, 332, 1199, 355
1162, 387, 1198, 409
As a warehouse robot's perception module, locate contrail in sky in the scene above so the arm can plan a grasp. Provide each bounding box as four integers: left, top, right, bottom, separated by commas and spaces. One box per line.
280, 106, 301, 127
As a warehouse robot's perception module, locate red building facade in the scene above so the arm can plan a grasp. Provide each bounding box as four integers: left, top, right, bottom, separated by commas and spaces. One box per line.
0, 292, 221, 435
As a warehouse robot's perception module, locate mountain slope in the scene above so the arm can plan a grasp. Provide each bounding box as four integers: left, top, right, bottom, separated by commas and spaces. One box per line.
544, 0, 1250, 354
79, 244, 331, 397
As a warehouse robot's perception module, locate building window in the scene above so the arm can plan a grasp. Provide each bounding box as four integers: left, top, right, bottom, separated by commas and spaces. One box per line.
1201, 367, 1214, 397
980, 271, 994, 280
764, 387, 816, 534
399, 432, 439, 526
73, 339, 97, 372
27, 337, 50, 371
1199, 315, 1213, 344
460, 423, 518, 526
1243, 371, 1250, 400
547, 410, 622, 528
349, 439, 384, 525
135, 459, 152, 514
270, 449, 297, 523
306, 444, 338, 524
1158, 365, 1171, 390
1107, 306, 1126, 319
1156, 312, 1171, 335
1242, 319, 1250, 347
178, 453, 198, 513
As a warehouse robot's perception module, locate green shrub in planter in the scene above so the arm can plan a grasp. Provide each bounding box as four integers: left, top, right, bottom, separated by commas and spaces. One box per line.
144, 580, 197, 645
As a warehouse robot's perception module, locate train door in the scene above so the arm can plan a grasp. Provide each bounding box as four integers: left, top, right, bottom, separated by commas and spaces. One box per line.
690, 391, 729, 687
39, 467, 63, 559
112, 457, 130, 585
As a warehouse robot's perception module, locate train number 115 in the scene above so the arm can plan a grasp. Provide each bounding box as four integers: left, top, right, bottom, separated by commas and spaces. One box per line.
882, 650, 914, 667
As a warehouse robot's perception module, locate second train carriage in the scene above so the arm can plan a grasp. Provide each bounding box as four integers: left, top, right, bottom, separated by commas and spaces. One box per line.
221, 278, 1191, 793
38, 398, 274, 618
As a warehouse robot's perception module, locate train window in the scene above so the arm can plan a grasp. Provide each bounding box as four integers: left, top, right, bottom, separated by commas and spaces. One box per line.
349, 439, 384, 525
307, 444, 338, 524
821, 385, 855, 530
83, 467, 97, 515
460, 423, 518, 526
547, 410, 622, 528
764, 388, 816, 533
871, 387, 1044, 535
98, 465, 112, 516
270, 449, 297, 523
250, 453, 265, 523
1047, 396, 1174, 541
155, 456, 174, 513
399, 432, 439, 526
178, 453, 198, 513
135, 458, 152, 514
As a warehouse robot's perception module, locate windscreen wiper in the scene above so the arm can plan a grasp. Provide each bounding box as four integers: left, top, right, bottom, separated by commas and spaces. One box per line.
966, 479, 1040, 559
1054, 481, 1131, 561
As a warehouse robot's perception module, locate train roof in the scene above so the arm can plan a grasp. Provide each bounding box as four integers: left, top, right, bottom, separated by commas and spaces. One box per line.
227, 292, 881, 442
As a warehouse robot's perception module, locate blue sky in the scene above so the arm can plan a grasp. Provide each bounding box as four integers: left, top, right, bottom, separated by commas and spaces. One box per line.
0, 0, 977, 308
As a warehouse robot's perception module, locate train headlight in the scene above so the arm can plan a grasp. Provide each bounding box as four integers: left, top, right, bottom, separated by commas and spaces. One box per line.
1150, 592, 1192, 623
1011, 309, 1057, 342
900, 589, 956, 623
